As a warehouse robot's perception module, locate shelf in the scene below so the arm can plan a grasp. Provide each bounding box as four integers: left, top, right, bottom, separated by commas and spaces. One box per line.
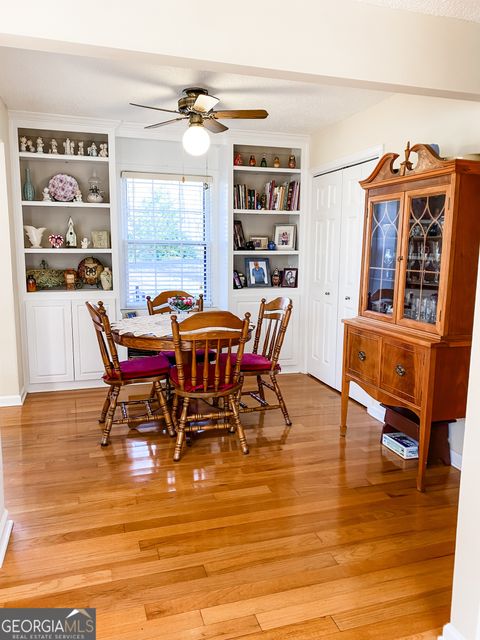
232, 286, 299, 293
233, 166, 300, 174
24, 248, 112, 254
233, 250, 299, 256
22, 201, 110, 208
233, 209, 301, 215
19, 152, 108, 163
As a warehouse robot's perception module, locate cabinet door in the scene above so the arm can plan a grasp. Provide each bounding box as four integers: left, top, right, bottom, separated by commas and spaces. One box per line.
25, 300, 74, 383
72, 300, 117, 381
396, 187, 449, 333
361, 194, 403, 323
307, 171, 343, 386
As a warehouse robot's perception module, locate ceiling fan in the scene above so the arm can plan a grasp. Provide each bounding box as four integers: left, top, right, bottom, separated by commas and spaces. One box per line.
130, 87, 268, 155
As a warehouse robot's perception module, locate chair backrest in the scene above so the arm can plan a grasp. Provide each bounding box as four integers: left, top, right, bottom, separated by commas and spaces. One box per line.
146, 290, 204, 315
85, 301, 122, 379
171, 310, 250, 393
252, 297, 293, 368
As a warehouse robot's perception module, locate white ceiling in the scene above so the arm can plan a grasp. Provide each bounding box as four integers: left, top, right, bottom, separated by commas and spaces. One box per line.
0, 1, 477, 136
0, 46, 390, 136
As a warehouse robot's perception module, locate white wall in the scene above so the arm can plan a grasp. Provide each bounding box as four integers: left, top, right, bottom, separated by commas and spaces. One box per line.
0, 97, 23, 403
311, 92, 480, 461
116, 135, 229, 310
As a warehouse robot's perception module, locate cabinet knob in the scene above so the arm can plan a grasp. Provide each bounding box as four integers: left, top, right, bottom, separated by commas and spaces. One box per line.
395, 364, 406, 377
345, 296, 351, 300
358, 351, 366, 361
325, 291, 330, 296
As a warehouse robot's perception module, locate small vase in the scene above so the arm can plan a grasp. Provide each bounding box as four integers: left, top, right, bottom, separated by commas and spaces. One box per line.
23, 168, 35, 201
100, 267, 112, 291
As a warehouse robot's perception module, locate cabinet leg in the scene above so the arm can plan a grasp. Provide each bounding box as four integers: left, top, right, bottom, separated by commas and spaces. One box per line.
340, 377, 350, 437
417, 406, 433, 493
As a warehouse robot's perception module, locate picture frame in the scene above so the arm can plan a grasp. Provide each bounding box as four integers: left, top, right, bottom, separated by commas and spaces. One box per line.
274, 224, 296, 251
281, 267, 298, 288
233, 220, 246, 250
91, 230, 110, 249
233, 270, 243, 289
124, 311, 137, 318
245, 257, 271, 287
250, 236, 269, 250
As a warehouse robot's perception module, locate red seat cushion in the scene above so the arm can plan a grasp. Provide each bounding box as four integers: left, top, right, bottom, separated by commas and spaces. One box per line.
170, 363, 236, 392
161, 349, 215, 365
103, 353, 170, 381
219, 353, 281, 372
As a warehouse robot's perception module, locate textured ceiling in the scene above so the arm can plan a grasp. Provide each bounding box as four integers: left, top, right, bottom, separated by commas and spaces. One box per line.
0, 47, 389, 136
354, 0, 480, 22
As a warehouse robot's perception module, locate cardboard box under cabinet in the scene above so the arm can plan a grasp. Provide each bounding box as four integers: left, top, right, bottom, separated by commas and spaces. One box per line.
382, 431, 419, 459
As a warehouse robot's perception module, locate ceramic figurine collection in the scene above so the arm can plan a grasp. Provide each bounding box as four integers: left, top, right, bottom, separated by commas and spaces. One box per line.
19, 135, 108, 157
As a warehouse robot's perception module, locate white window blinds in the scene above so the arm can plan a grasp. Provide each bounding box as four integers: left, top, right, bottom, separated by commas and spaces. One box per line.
122, 172, 211, 307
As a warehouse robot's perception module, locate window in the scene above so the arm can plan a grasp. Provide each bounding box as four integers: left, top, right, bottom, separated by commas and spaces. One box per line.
122, 172, 211, 307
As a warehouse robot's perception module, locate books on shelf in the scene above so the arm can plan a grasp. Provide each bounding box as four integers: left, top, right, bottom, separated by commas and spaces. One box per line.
234, 180, 300, 211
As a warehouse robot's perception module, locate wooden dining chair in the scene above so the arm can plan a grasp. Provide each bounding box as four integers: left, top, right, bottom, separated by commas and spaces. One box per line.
231, 297, 293, 426
146, 290, 204, 315
169, 310, 251, 461
86, 301, 175, 446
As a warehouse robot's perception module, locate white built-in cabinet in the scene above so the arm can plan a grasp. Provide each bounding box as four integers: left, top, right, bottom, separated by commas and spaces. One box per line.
307, 160, 376, 403
10, 113, 120, 392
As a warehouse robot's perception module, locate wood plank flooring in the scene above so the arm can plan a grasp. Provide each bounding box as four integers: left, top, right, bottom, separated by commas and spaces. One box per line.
0, 374, 458, 639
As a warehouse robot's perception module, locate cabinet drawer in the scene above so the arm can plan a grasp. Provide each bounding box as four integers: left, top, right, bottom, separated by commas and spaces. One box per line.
346, 328, 380, 385
380, 340, 424, 405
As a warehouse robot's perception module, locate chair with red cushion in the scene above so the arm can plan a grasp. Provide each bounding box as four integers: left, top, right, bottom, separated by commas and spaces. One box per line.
237, 297, 293, 426
86, 301, 174, 446
169, 310, 251, 461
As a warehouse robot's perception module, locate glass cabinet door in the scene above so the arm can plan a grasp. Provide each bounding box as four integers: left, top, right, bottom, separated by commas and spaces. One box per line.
402, 192, 445, 325
366, 199, 401, 317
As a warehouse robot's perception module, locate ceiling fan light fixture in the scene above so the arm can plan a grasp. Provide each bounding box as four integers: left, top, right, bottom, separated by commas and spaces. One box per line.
182, 122, 210, 156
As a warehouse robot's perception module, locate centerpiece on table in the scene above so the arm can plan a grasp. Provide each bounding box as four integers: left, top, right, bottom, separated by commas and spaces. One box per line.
168, 296, 196, 315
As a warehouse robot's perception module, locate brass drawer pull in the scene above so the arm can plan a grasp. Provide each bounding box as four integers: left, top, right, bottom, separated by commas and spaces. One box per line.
395, 364, 406, 377
358, 351, 366, 361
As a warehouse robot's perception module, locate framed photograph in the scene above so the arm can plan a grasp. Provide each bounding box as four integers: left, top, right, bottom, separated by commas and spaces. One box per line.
91, 230, 110, 249
271, 268, 283, 287
250, 236, 269, 250
282, 267, 298, 288
233, 270, 243, 289
233, 220, 246, 250
274, 224, 296, 250
245, 257, 271, 287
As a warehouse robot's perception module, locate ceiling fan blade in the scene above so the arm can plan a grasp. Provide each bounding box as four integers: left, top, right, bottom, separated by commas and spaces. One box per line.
212, 109, 268, 120
203, 119, 228, 133
144, 117, 188, 130
193, 94, 220, 113
130, 102, 181, 115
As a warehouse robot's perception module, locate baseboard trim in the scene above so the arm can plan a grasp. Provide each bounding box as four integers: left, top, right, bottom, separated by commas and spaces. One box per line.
450, 449, 462, 470
367, 401, 386, 423
0, 508, 13, 567
439, 622, 467, 640
0, 388, 26, 406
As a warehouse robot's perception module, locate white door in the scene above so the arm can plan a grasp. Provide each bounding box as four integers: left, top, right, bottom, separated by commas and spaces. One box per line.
336, 160, 377, 404
307, 170, 343, 387
72, 300, 118, 381
25, 300, 74, 383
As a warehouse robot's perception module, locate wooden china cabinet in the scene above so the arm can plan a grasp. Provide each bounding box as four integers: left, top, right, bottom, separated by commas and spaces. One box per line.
340, 143, 480, 491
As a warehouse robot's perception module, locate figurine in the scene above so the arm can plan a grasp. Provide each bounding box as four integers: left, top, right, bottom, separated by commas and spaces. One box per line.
98, 143, 108, 157
80, 237, 90, 249
77, 141, 84, 156
100, 266, 113, 291
87, 142, 98, 157
288, 155, 296, 169
65, 216, 77, 248
249, 155, 256, 166
24, 225, 46, 248
74, 188, 83, 202
70, 140, 76, 156
273, 156, 280, 168
19, 136, 27, 152
42, 187, 52, 201
27, 139, 35, 153
260, 155, 267, 167
50, 139, 58, 154
63, 138, 74, 155
233, 152, 243, 166
36, 137, 44, 153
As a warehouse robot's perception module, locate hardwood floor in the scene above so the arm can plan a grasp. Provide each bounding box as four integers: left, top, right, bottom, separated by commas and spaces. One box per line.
0, 374, 458, 639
